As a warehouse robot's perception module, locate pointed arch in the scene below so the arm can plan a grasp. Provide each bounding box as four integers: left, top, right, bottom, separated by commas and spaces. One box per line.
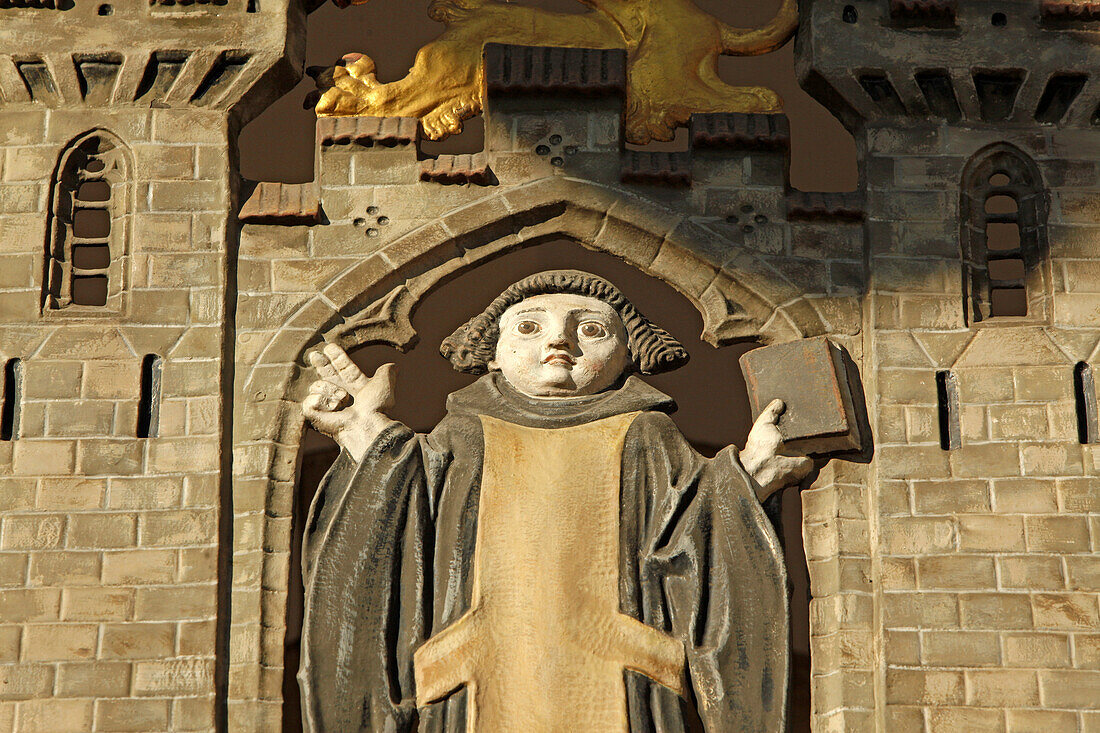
959, 142, 1050, 324
43, 129, 135, 314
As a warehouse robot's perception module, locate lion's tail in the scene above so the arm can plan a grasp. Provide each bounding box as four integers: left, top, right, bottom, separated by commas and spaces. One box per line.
720, 0, 798, 56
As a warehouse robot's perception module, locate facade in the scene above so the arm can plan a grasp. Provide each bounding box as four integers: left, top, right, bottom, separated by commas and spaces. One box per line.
0, 0, 1096, 731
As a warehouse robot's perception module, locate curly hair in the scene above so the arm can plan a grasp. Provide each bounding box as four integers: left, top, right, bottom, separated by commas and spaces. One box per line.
439, 270, 689, 375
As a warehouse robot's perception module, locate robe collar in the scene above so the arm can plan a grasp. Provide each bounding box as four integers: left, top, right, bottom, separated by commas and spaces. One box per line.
445, 372, 677, 429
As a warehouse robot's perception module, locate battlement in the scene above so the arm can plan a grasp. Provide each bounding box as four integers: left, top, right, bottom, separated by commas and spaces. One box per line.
799, 0, 1100, 128
0, 0, 302, 114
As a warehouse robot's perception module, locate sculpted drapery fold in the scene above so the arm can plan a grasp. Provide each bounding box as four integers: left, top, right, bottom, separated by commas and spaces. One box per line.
299, 374, 788, 733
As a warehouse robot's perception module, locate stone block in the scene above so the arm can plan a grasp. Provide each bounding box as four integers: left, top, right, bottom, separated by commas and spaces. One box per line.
1066, 556, 1100, 592
66, 513, 136, 549
12, 439, 76, 476
1020, 443, 1084, 476
179, 547, 217, 583
1025, 516, 1091, 553
133, 659, 214, 697
1006, 709, 1079, 733
949, 443, 1021, 479
0, 663, 53, 700
67, 590, 136, 623
28, 551, 99, 586
926, 706, 1005, 732
958, 515, 1026, 552
2, 515, 63, 550
1003, 632, 1072, 668
999, 555, 1066, 591
55, 661, 132, 698
883, 591, 959, 628
885, 668, 964, 705
965, 669, 1040, 707
140, 509, 216, 547
992, 478, 1059, 513
1038, 670, 1100, 710
107, 476, 184, 510
135, 586, 215, 621
922, 630, 1001, 667
22, 623, 97, 661
99, 623, 174, 660
93, 698, 171, 732
1032, 593, 1100, 630
0, 554, 26, 587
912, 479, 990, 514
179, 620, 216, 658
960, 593, 1034, 630
918, 556, 997, 590
102, 549, 176, 585
882, 517, 955, 555
35, 478, 107, 511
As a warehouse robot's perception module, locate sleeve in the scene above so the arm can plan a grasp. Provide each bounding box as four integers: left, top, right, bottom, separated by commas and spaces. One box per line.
632, 414, 789, 733
299, 423, 449, 733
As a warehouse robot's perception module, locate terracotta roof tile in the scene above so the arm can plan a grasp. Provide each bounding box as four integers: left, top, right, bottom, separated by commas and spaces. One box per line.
239, 182, 321, 225
484, 44, 626, 95
1042, 1, 1100, 19
317, 116, 418, 147
690, 113, 789, 151
786, 191, 865, 222
620, 151, 691, 187
420, 153, 493, 185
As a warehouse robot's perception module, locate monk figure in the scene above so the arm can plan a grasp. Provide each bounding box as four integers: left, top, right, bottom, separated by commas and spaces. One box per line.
299, 270, 812, 732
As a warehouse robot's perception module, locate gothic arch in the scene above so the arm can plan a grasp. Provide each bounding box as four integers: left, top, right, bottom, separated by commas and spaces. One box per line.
227, 176, 847, 725
959, 141, 1050, 324
43, 128, 135, 314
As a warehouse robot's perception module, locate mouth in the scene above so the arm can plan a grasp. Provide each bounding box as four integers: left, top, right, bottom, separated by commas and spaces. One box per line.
541, 353, 576, 367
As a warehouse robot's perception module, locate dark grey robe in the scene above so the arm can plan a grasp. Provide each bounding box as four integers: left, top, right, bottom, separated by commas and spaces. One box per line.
299, 373, 788, 732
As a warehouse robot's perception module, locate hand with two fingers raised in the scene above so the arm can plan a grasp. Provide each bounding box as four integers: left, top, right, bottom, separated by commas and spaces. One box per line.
739, 398, 815, 501
302, 342, 398, 462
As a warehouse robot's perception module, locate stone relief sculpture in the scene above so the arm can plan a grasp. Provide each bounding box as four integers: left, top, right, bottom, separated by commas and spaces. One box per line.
313, 0, 797, 142
298, 270, 812, 732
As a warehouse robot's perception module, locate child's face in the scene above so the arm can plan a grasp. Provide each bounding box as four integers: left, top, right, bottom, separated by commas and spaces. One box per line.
489, 294, 630, 398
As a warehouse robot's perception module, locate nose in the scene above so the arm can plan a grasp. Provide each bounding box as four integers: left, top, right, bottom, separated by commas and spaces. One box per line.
547, 335, 572, 350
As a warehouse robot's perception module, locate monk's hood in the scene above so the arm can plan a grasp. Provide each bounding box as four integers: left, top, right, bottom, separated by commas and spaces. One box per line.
445, 372, 676, 429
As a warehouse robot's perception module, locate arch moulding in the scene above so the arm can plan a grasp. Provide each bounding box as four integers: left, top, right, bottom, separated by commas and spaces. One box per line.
226, 175, 851, 727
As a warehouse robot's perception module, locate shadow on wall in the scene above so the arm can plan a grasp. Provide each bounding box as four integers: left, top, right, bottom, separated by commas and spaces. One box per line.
282, 240, 813, 732
238, 0, 858, 192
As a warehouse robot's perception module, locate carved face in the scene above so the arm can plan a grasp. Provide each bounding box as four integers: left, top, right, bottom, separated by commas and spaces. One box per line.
489, 294, 631, 398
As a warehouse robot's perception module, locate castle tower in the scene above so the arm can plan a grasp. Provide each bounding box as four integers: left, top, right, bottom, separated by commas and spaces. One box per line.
0, 3, 305, 730
799, 2, 1100, 729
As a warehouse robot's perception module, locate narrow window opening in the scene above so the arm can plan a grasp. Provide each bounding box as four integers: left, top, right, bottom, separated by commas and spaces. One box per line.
72, 244, 111, 270
987, 222, 1021, 251
915, 70, 962, 122
1, 359, 23, 441
989, 287, 1027, 317
137, 354, 163, 439
858, 73, 907, 115
936, 370, 961, 450
76, 180, 110, 202
1075, 362, 1098, 445
1034, 74, 1087, 124
991, 12, 1007, 26
247, 0, 259, 11
842, 4, 857, 23
72, 208, 111, 238
973, 71, 1025, 122
985, 194, 1018, 215
72, 275, 108, 306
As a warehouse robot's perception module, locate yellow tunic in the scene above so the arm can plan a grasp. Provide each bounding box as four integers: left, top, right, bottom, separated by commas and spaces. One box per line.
413, 413, 686, 732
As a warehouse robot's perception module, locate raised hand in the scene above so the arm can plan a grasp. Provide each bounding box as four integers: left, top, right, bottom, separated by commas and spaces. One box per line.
302, 342, 398, 461
739, 399, 814, 500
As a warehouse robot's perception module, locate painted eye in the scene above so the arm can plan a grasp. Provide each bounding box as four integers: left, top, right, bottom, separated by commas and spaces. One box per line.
579, 321, 607, 339
515, 320, 541, 335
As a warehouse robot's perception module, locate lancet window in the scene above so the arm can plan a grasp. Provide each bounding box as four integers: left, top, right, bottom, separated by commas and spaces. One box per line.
960, 143, 1049, 324
44, 130, 132, 313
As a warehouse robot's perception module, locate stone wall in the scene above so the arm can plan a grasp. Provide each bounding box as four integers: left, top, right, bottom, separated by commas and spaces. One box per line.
0, 106, 230, 732
864, 124, 1100, 733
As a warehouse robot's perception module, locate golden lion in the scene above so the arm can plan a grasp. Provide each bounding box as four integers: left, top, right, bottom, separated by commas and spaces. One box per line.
315, 0, 797, 144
